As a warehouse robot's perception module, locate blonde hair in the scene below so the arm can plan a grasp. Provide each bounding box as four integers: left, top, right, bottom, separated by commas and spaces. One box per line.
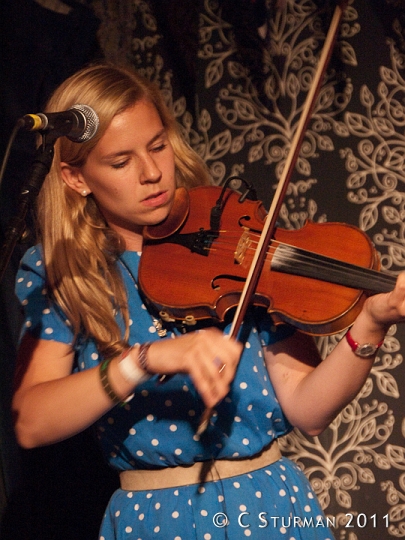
37, 63, 211, 358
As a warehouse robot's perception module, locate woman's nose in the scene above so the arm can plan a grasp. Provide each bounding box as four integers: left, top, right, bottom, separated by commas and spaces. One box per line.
140, 154, 162, 183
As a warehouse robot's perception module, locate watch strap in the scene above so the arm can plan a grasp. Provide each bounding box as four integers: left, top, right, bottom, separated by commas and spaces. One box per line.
345, 329, 384, 358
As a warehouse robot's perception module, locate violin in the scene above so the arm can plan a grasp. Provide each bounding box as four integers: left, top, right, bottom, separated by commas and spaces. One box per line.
139, 185, 396, 336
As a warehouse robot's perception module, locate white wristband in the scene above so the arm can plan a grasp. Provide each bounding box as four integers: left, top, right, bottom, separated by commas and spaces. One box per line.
118, 346, 151, 385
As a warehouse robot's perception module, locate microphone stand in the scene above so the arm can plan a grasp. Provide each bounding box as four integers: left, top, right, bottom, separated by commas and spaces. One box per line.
0, 132, 57, 285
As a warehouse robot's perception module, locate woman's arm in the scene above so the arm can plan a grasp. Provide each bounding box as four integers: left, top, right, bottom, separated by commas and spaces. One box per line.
264, 273, 405, 436
12, 328, 242, 448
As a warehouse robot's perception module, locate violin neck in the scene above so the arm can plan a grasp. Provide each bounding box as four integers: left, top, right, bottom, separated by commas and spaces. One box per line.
271, 244, 396, 294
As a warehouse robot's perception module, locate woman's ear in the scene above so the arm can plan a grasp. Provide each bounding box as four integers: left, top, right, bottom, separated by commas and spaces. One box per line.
60, 162, 92, 197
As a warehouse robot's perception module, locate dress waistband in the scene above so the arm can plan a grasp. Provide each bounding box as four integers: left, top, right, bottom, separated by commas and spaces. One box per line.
119, 440, 281, 491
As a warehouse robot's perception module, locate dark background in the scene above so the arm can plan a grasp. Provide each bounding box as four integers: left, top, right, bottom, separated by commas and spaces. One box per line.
1, 1, 405, 539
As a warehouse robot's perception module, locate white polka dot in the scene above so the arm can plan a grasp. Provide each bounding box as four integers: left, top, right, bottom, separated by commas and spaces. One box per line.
44, 327, 54, 334
262, 389, 269, 396
115, 510, 120, 517
291, 496, 296, 503
308, 492, 314, 499
170, 424, 177, 432
242, 438, 250, 445
174, 490, 179, 496
233, 482, 240, 488
244, 531, 252, 537
172, 511, 179, 518
155, 503, 161, 509
149, 325, 157, 333
240, 382, 248, 389
304, 505, 311, 512
146, 493, 153, 499
147, 414, 154, 421
240, 505, 247, 511
234, 416, 241, 422
198, 486, 206, 494
174, 448, 182, 455
26, 281, 33, 288
134, 504, 140, 510
91, 352, 98, 361
218, 495, 224, 502
136, 450, 144, 456
129, 428, 136, 435
151, 439, 159, 446
279, 489, 286, 496
42, 308, 50, 314
255, 491, 262, 498
127, 492, 133, 498
125, 526, 132, 533
293, 485, 299, 492
200, 509, 208, 516
204, 535, 211, 540
154, 526, 160, 533
138, 513, 145, 521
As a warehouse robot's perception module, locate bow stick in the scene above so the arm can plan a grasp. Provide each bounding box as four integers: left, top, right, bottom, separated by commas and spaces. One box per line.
198, 1, 348, 434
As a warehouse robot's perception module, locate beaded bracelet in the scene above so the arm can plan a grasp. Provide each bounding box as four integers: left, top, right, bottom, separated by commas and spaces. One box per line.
138, 342, 152, 373
99, 359, 123, 405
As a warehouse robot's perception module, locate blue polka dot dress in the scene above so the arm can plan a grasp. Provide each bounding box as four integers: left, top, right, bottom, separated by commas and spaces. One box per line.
16, 247, 335, 540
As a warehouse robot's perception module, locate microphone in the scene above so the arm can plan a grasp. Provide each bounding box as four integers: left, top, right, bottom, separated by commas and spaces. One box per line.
18, 104, 99, 142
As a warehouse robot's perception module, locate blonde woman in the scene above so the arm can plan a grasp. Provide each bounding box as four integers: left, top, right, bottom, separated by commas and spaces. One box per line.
12, 64, 405, 539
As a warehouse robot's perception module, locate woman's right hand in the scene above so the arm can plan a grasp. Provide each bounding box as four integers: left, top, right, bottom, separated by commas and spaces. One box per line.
142, 328, 243, 408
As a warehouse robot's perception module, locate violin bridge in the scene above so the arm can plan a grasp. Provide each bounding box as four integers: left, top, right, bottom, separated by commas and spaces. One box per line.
235, 228, 251, 264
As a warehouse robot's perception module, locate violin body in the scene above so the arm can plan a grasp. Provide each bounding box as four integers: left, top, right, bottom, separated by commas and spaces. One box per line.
139, 185, 387, 336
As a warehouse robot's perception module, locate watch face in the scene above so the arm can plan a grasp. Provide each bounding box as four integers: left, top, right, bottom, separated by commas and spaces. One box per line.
356, 344, 377, 357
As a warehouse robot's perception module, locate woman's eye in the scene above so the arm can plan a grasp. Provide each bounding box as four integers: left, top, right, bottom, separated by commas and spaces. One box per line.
112, 160, 128, 169
152, 143, 167, 153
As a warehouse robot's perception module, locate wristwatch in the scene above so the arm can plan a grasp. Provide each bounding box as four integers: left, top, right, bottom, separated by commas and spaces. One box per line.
345, 329, 384, 358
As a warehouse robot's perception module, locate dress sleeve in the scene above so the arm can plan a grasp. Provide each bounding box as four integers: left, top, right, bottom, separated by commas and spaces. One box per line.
15, 245, 74, 345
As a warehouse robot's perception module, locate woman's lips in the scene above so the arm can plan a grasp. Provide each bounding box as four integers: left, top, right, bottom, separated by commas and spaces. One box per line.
142, 190, 169, 207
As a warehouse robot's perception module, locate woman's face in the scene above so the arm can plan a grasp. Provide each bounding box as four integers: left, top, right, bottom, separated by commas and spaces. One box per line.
64, 99, 177, 250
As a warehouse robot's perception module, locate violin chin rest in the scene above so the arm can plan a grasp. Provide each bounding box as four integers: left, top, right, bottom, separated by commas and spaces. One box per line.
143, 186, 190, 240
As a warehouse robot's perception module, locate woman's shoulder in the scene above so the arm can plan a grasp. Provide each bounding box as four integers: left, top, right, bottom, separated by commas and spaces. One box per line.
19, 244, 44, 272
15, 244, 46, 301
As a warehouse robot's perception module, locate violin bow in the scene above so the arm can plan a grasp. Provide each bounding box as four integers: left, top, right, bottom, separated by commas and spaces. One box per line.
198, 1, 348, 435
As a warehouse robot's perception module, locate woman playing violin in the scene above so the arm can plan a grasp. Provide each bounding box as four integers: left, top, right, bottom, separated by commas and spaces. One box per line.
12, 63, 405, 540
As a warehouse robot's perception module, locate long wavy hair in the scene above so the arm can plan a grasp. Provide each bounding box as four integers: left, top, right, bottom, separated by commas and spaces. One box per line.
37, 63, 211, 358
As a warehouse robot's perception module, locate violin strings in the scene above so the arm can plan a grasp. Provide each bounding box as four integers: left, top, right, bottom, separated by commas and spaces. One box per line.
205, 230, 396, 294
